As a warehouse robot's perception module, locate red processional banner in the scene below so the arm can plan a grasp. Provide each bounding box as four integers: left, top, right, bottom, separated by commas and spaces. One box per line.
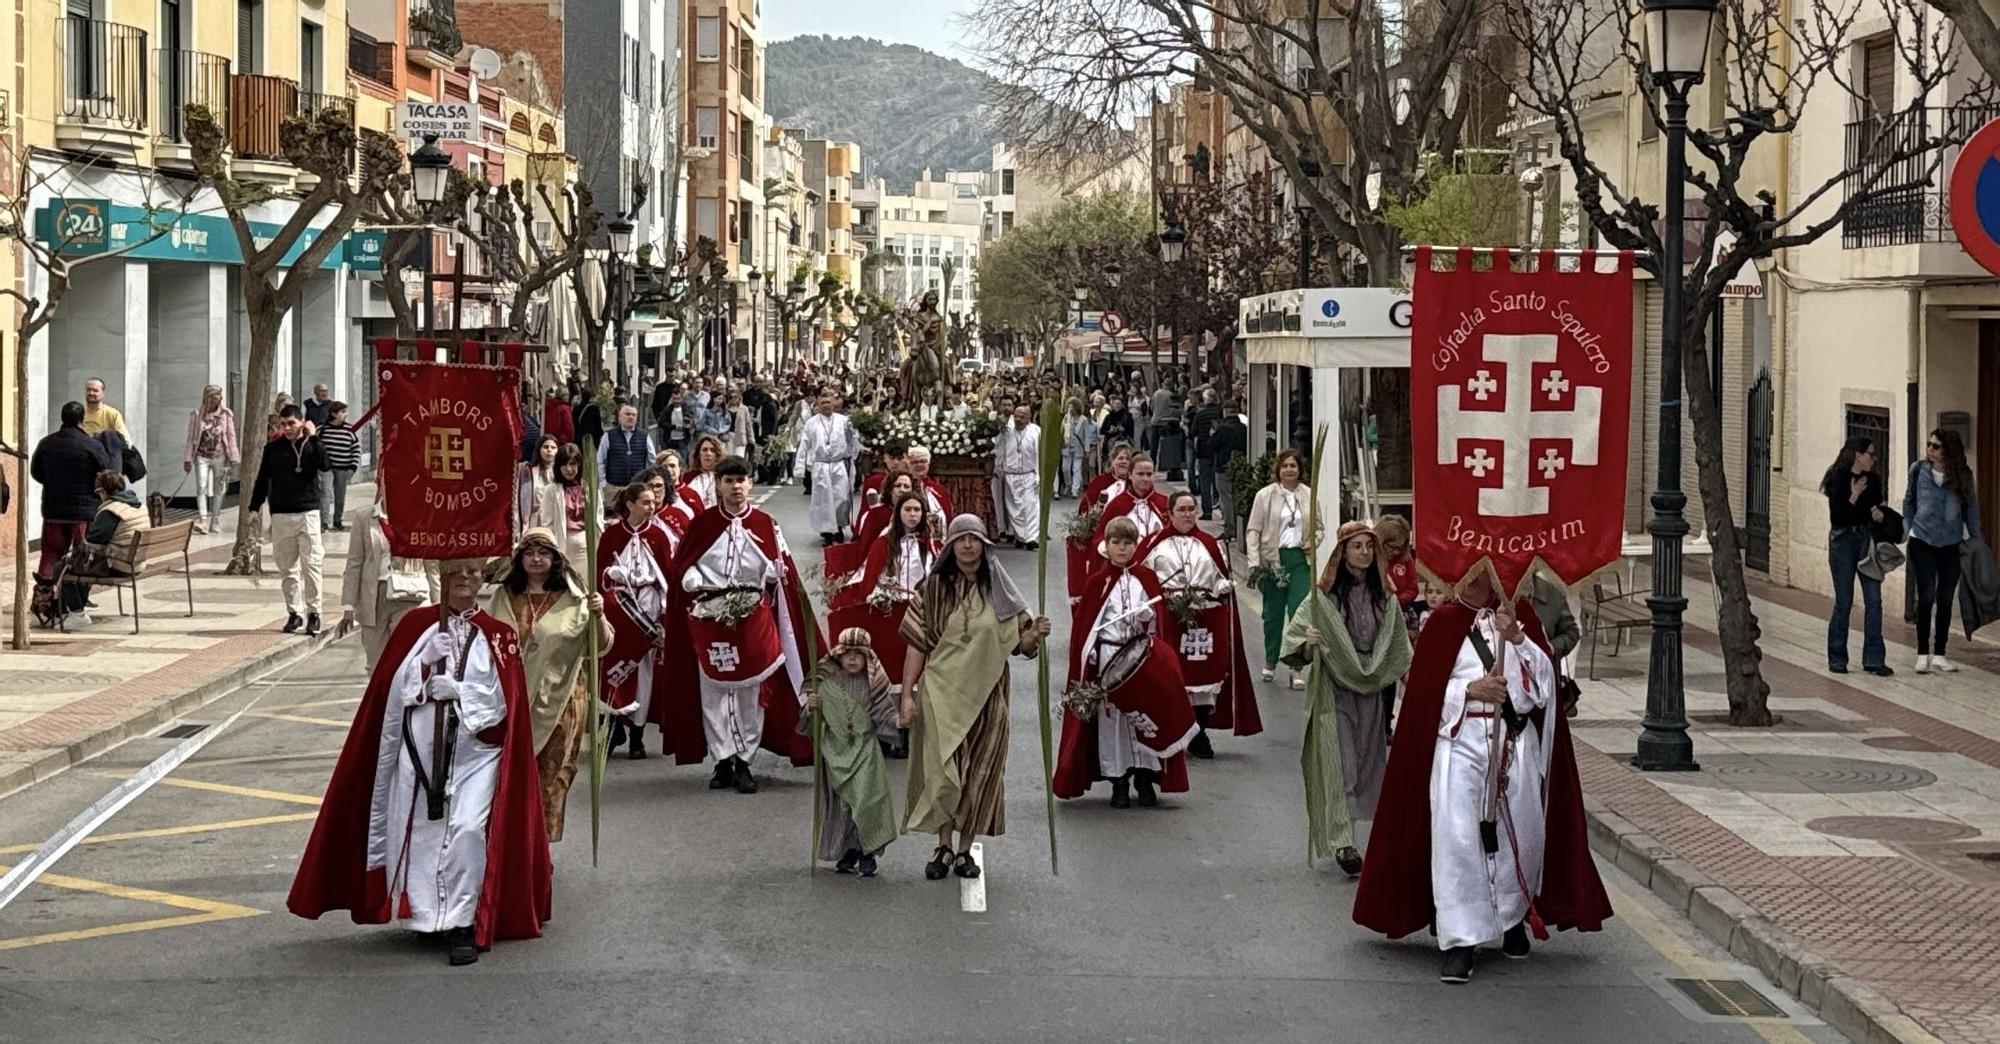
378, 359, 522, 559
1410, 247, 1636, 598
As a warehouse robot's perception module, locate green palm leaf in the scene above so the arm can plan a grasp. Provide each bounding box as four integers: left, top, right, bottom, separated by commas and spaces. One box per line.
582, 436, 606, 868
1035, 391, 1065, 874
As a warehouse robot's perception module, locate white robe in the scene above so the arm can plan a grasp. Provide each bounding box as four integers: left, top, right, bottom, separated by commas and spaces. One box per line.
1088, 570, 1161, 777
607, 524, 670, 723
997, 422, 1042, 543
1430, 616, 1557, 950
798, 411, 859, 533
681, 515, 786, 763
369, 612, 507, 934
1143, 532, 1233, 705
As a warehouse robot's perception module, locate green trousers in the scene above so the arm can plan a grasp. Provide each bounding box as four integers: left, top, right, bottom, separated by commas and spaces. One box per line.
1259, 546, 1312, 667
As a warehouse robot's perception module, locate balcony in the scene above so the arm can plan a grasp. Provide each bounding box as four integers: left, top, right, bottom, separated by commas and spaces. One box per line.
154, 49, 229, 170
229, 73, 300, 182
408, 1, 462, 71
1843, 105, 2000, 249
57, 17, 149, 157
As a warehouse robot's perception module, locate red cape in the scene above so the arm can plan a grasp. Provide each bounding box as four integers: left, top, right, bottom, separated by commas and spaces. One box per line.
1066, 471, 1123, 602
287, 606, 552, 948
599, 518, 678, 728
1054, 562, 1190, 798
1091, 488, 1170, 549
1351, 601, 1610, 939
827, 531, 933, 684
1077, 471, 1120, 512
920, 476, 955, 520
1133, 526, 1263, 736
661, 505, 820, 767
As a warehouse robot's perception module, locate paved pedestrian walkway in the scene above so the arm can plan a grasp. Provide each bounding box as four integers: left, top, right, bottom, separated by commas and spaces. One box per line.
0, 491, 370, 798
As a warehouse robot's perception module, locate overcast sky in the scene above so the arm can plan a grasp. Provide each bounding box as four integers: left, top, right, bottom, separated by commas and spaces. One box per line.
762, 0, 980, 58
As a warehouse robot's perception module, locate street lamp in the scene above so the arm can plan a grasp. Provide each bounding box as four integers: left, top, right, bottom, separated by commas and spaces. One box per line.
1103, 262, 1123, 289
603, 215, 635, 386
605, 216, 634, 258
1159, 220, 1188, 264
408, 136, 454, 336
1634, 0, 1718, 774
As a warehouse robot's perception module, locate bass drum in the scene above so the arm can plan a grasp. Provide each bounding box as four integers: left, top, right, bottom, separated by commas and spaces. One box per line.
1091, 634, 1198, 756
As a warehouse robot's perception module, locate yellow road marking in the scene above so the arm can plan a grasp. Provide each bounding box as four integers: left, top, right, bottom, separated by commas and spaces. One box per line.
245, 710, 354, 728
0, 813, 318, 856
90, 774, 324, 807
182, 748, 342, 769
1603, 882, 1814, 1044
0, 865, 264, 952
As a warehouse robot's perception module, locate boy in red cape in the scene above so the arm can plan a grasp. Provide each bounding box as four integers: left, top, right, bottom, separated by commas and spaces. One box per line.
662, 455, 819, 792
1352, 571, 1610, 984
1136, 490, 1262, 756
288, 558, 552, 966
1055, 517, 1198, 808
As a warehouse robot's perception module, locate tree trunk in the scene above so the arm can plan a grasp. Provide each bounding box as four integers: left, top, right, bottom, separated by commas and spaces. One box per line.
225, 299, 283, 575
1679, 300, 1773, 726
11, 313, 34, 649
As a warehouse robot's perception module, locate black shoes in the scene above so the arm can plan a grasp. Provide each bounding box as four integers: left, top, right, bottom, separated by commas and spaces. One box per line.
1440, 946, 1475, 984
283, 612, 303, 633
1133, 770, 1159, 807
305, 613, 321, 636
732, 758, 758, 794
1829, 664, 1849, 674
1190, 707, 1214, 759
626, 724, 648, 760
924, 845, 952, 880
836, 849, 861, 874
882, 728, 909, 760
1109, 777, 1132, 809
857, 853, 878, 878
708, 758, 734, 790
1019, 540, 1038, 550
1502, 921, 1531, 960
1334, 846, 1363, 877
446, 926, 479, 966
608, 717, 628, 753
1864, 664, 1896, 677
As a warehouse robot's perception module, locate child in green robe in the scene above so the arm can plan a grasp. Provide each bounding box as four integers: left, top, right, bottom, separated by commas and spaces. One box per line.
804, 628, 901, 876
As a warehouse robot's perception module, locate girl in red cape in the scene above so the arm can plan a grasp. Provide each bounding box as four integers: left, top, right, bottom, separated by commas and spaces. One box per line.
287, 569, 552, 965
827, 470, 915, 587
1134, 490, 1263, 753
1352, 576, 1610, 982
1067, 443, 1133, 604
599, 477, 674, 759
829, 491, 937, 760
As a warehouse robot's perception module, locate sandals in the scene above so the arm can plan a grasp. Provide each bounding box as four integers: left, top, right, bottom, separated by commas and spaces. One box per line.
924, 845, 953, 881
952, 851, 981, 879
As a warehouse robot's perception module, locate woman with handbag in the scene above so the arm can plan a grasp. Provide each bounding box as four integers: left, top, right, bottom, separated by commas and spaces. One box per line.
1823, 437, 1891, 676
339, 488, 429, 664
181, 384, 239, 535
1904, 429, 1983, 674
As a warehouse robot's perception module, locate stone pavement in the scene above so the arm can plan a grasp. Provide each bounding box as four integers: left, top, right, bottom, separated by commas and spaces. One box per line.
0, 490, 370, 798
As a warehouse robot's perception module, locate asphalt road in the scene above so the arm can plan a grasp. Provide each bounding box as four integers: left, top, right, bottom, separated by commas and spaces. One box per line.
0, 482, 1840, 1044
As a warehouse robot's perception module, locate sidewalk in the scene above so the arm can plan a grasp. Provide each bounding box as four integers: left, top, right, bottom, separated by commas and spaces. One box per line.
0, 490, 369, 798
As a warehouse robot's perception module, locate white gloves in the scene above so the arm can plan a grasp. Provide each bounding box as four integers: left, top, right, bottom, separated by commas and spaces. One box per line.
606, 564, 632, 587
425, 675, 466, 703
425, 630, 459, 667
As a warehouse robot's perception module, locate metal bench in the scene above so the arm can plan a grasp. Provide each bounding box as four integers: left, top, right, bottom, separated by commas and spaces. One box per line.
1581, 575, 1650, 680
92, 519, 197, 634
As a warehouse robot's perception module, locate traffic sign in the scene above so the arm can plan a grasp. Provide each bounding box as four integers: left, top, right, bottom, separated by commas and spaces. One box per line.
396, 101, 477, 141
1950, 117, 2000, 276
1100, 311, 1126, 336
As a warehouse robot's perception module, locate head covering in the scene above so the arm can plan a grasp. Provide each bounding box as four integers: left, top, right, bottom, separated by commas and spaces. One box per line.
944, 513, 992, 546
833, 626, 873, 654
935, 513, 1029, 621
517, 527, 560, 553
1334, 520, 1376, 553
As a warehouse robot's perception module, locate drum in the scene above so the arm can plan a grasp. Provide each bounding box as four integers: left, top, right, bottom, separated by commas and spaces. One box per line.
1091, 634, 1199, 757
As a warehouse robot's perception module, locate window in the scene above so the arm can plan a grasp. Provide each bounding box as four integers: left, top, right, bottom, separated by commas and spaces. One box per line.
694, 105, 718, 150
1001, 168, 1016, 194
695, 16, 720, 60
624, 36, 640, 100
1846, 405, 1891, 453
237, 0, 261, 74
1860, 35, 1895, 119
299, 21, 321, 91
694, 197, 719, 240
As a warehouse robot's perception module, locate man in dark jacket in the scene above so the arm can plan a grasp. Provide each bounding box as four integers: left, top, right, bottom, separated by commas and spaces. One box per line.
249, 405, 327, 635
1208, 404, 1248, 542
1186, 386, 1224, 518
30, 401, 114, 580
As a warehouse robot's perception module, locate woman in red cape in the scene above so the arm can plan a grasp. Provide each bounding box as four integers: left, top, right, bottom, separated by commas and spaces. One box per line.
1133, 513, 1262, 739
287, 603, 552, 953
1066, 444, 1133, 603
599, 479, 674, 757
1054, 546, 1193, 803
827, 471, 915, 585
829, 490, 935, 759
1352, 597, 1610, 940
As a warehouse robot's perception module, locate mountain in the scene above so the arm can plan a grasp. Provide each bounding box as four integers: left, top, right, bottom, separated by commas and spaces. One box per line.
764, 35, 997, 190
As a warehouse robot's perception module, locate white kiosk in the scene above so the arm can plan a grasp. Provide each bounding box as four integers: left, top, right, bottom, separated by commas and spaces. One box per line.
1238, 286, 1413, 572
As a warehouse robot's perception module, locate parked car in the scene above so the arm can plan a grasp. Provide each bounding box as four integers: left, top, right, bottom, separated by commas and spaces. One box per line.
957, 357, 988, 374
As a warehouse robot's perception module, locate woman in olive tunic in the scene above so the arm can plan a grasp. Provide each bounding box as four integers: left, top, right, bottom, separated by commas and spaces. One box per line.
482, 527, 612, 840
899, 514, 1052, 881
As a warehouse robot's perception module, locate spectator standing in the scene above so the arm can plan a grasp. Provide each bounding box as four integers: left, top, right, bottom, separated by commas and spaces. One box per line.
1820, 437, 1889, 676
651, 377, 678, 449
1060, 399, 1097, 498
30, 401, 115, 582
248, 404, 327, 635
516, 394, 543, 464
318, 402, 360, 531
1904, 428, 1982, 674
266, 393, 295, 440
597, 403, 655, 493
1187, 387, 1223, 517
543, 389, 574, 446
181, 384, 240, 535
302, 384, 335, 428
1100, 395, 1135, 448
80, 378, 131, 440
723, 390, 755, 460
1207, 403, 1248, 541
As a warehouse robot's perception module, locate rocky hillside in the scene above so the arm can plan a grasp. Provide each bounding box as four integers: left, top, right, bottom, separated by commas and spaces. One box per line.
764, 35, 996, 189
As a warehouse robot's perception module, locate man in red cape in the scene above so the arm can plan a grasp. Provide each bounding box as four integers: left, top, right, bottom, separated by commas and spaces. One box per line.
662, 455, 819, 792
288, 561, 552, 965
1352, 575, 1610, 984
1055, 517, 1197, 807
1135, 490, 1262, 757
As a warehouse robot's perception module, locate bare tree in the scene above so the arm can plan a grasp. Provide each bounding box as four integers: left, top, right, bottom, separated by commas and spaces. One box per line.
185, 104, 404, 574
0, 142, 193, 649
1502, 0, 1973, 724
1923, 0, 2000, 83
969, 0, 1498, 281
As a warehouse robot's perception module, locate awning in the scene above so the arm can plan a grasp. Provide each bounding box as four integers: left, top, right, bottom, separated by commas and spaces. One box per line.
1246, 336, 1409, 369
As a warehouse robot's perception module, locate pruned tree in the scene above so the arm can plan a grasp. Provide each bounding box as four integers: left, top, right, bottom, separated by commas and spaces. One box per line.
1, 141, 193, 648
185, 104, 403, 574
975, 190, 1152, 354
1923, 0, 2000, 84
970, 0, 1502, 282
1501, 0, 1976, 724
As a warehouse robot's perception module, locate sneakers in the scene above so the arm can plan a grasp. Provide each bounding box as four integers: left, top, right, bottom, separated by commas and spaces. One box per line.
835, 849, 861, 874
1439, 946, 1476, 984
1915, 655, 1932, 675
1260, 667, 1276, 682
1502, 921, 1531, 959
1932, 656, 1959, 673
857, 853, 878, 878
732, 758, 759, 794
1289, 672, 1306, 690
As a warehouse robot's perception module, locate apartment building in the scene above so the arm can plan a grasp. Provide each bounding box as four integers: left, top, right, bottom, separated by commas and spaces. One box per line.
872, 170, 983, 320
683, 0, 762, 366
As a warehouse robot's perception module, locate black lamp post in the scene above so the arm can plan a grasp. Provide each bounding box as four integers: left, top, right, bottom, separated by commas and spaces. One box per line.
605, 216, 634, 389
747, 268, 763, 370
1160, 219, 1188, 368
1634, 0, 1718, 773
408, 135, 452, 336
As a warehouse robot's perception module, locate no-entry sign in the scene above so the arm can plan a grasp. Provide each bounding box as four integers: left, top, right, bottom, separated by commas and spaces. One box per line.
1950, 118, 2000, 276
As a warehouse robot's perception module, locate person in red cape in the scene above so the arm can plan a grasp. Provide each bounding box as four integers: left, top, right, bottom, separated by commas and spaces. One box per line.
678, 434, 725, 511
827, 470, 914, 587
287, 558, 551, 967
1055, 517, 1198, 808
1136, 490, 1262, 758
1091, 452, 1169, 557
851, 438, 909, 525
829, 489, 936, 759
645, 465, 696, 539
1067, 442, 1134, 604
1352, 571, 1611, 985
663, 454, 819, 793
598, 478, 673, 759
905, 445, 956, 535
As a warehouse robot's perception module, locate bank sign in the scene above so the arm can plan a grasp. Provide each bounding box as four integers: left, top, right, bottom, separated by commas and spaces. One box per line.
1238, 287, 1415, 339
37, 199, 375, 270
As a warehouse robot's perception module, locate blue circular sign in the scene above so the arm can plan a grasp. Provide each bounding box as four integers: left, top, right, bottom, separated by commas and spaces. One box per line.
1320, 298, 1341, 318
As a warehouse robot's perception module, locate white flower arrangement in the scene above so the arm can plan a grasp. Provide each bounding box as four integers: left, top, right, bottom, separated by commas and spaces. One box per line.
856, 410, 1003, 456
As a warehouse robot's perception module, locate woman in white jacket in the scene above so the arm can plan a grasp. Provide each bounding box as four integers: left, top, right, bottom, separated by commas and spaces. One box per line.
1245, 448, 1314, 688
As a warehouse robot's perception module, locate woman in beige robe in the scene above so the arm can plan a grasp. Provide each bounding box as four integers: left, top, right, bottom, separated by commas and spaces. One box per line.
483, 527, 611, 840
900, 514, 1051, 881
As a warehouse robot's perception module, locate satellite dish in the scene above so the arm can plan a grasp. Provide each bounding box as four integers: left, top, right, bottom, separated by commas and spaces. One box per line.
469, 47, 502, 81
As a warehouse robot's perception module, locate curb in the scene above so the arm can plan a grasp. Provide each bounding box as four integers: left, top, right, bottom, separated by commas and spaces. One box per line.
0, 627, 343, 802
1583, 797, 1947, 1044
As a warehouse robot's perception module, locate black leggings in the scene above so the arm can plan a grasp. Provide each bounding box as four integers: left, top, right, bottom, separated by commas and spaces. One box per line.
1908, 537, 1963, 655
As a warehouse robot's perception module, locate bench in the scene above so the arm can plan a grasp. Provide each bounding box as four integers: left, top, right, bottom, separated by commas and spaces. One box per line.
1581, 575, 1650, 680
91, 520, 197, 634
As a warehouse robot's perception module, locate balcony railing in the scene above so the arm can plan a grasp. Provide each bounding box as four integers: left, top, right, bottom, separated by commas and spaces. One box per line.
60, 17, 149, 128
1843, 105, 2000, 248
408, 0, 462, 57
157, 48, 229, 143
230, 73, 298, 160
299, 90, 353, 121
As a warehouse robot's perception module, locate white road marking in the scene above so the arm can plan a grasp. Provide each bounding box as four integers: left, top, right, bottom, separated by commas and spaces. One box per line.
960, 841, 987, 913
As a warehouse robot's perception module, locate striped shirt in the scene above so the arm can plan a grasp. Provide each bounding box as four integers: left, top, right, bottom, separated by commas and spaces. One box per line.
319, 423, 361, 471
